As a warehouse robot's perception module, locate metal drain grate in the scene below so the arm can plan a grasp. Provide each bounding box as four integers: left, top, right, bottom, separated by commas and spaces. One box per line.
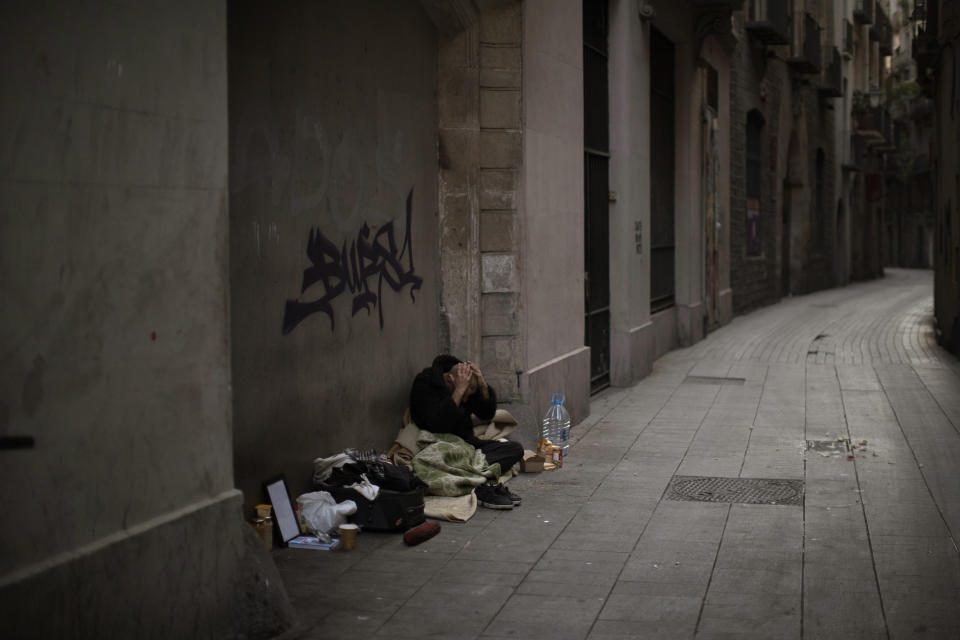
806, 439, 849, 453
665, 475, 804, 506
682, 375, 746, 386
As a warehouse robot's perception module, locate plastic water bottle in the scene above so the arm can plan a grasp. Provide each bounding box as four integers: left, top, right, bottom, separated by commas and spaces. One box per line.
541, 393, 572, 458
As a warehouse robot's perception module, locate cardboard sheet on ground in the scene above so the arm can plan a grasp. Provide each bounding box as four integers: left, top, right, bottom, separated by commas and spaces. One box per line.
424, 492, 477, 521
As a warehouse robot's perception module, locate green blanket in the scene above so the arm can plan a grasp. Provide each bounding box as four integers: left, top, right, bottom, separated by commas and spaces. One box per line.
412, 431, 502, 497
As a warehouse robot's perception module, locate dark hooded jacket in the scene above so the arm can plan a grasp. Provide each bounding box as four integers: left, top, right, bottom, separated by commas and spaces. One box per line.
409, 355, 497, 447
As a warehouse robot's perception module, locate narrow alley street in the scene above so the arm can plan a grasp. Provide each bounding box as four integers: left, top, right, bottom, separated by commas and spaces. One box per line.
277, 269, 960, 640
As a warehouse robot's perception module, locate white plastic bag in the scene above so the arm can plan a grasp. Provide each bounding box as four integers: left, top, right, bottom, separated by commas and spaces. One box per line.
296, 491, 357, 541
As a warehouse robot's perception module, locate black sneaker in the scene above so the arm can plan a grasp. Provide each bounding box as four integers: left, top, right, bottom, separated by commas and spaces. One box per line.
494, 484, 521, 506
476, 484, 513, 510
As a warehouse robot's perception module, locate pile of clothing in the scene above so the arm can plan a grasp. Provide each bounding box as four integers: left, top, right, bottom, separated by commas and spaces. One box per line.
313, 448, 425, 499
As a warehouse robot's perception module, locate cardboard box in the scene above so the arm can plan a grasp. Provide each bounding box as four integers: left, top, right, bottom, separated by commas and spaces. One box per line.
521, 450, 545, 473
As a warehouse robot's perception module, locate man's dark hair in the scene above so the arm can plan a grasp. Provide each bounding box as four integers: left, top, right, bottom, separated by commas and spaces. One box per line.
430, 354, 462, 384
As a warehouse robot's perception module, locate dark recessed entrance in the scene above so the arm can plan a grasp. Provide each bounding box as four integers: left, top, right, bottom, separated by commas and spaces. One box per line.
584, 0, 610, 393
650, 27, 676, 313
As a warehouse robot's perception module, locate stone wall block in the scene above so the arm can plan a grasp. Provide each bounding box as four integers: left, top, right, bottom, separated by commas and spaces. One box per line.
481, 253, 518, 292
442, 193, 473, 244
480, 88, 521, 128
479, 4, 522, 44
480, 211, 514, 251
480, 67, 521, 89
481, 292, 520, 335
487, 372, 518, 401
480, 335, 522, 388
480, 44, 521, 70
439, 70, 479, 126
479, 169, 516, 209
440, 128, 478, 177
480, 130, 521, 168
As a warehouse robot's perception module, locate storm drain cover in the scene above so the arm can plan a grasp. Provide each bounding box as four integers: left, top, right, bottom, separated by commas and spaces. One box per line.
682, 375, 746, 386
806, 439, 849, 453
665, 475, 804, 506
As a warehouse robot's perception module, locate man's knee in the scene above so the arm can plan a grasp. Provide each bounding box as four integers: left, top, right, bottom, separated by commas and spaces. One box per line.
505, 440, 523, 457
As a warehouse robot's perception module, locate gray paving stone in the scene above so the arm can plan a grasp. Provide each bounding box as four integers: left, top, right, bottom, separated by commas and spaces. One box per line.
588, 618, 698, 639
697, 595, 800, 639
403, 581, 512, 613
707, 565, 802, 597
804, 581, 886, 639
618, 556, 715, 586
523, 567, 620, 588
639, 501, 730, 544
597, 592, 701, 622
883, 597, 960, 638
513, 579, 612, 598
376, 603, 495, 638
485, 593, 605, 640
550, 529, 642, 553
306, 609, 394, 640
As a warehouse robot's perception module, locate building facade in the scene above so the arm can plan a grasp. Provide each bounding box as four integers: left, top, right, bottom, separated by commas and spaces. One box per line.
885, 0, 936, 270
730, 0, 896, 314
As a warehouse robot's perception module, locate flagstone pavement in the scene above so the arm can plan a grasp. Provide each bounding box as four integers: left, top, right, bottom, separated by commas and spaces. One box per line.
274, 269, 960, 640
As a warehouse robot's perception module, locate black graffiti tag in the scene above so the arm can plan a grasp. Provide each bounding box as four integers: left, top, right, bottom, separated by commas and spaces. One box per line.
282, 189, 423, 334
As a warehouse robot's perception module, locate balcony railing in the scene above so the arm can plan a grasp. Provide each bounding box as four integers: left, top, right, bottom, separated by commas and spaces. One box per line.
912, 0, 940, 96
818, 47, 842, 98
877, 3, 893, 55
788, 12, 820, 74
745, 0, 790, 45
854, 0, 875, 25
844, 19, 854, 57
855, 105, 894, 150
843, 134, 868, 171
912, 0, 940, 66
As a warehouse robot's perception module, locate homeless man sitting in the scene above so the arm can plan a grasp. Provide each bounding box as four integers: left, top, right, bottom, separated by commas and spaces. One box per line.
410, 354, 523, 509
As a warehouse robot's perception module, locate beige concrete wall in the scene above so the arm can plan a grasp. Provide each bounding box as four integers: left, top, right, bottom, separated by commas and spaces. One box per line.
0, 1, 290, 635
229, 1, 440, 503
521, 0, 590, 423
608, 0, 653, 385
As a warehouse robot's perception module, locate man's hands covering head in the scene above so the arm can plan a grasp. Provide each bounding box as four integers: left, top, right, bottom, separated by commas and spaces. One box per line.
447, 361, 490, 405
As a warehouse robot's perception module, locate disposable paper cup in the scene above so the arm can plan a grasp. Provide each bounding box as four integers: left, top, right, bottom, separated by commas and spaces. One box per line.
338, 523, 359, 551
